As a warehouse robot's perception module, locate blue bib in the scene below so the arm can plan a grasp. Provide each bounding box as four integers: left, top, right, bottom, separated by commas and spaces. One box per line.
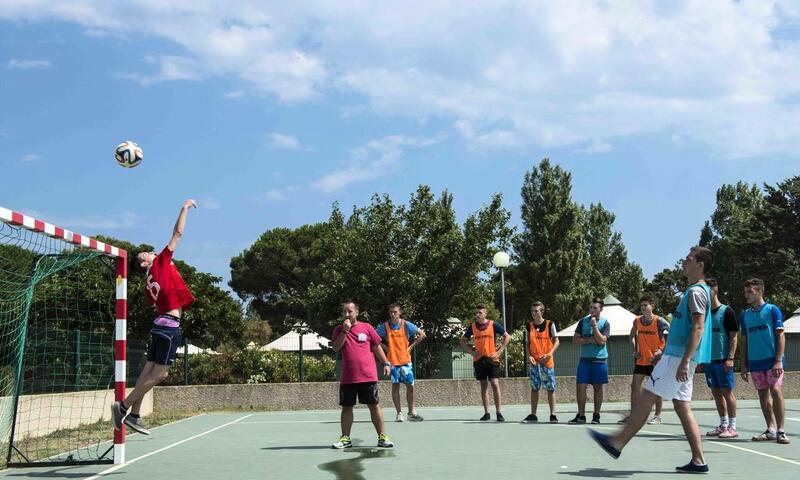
710, 304, 730, 361
665, 283, 712, 364
579, 316, 608, 359
742, 303, 780, 367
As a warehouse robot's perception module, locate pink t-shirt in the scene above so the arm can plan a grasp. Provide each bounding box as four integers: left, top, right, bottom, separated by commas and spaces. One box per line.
331, 322, 382, 384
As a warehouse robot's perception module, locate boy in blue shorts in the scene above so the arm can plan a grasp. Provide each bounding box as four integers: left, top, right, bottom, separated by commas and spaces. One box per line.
704, 278, 740, 438
376, 303, 426, 422
569, 298, 610, 425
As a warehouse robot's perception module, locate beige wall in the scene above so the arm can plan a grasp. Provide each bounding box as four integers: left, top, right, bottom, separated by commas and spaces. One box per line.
153, 372, 800, 412
11, 388, 151, 440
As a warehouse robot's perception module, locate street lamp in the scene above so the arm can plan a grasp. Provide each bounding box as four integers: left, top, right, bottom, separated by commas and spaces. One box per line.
492, 251, 510, 377
293, 321, 307, 382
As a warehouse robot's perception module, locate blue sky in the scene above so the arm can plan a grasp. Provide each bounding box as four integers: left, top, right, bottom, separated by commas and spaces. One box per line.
2, 1, 799, 290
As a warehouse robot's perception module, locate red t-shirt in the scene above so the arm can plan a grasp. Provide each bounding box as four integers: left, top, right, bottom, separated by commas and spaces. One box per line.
331, 322, 382, 384
145, 247, 194, 314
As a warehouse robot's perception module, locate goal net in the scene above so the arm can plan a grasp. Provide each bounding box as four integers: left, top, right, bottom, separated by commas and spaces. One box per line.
0, 207, 127, 466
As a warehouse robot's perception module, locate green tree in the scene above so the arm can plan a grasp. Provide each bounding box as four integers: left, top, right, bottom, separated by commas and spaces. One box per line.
514, 159, 589, 329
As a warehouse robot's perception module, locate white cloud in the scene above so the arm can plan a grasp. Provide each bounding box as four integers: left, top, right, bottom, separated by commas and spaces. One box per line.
266, 133, 313, 152
573, 139, 613, 155
224, 90, 245, 99
116, 55, 201, 86
3, 1, 800, 157
253, 185, 299, 203
199, 196, 221, 210
313, 134, 442, 193
7, 58, 52, 69
18, 153, 41, 162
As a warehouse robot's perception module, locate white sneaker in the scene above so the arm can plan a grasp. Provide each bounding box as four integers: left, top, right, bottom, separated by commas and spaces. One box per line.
647, 415, 662, 425
395, 412, 405, 422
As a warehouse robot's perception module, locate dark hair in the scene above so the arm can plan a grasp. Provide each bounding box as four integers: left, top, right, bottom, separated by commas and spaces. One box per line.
743, 278, 765, 292
690, 246, 714, 273
531, 301, 545, 311
388, 303, 402, 311
476, 304, 487, 311
591, 297, 604, 308
342, 299, 360, 311
639, 295, 654, 305
706, 277, 718, 288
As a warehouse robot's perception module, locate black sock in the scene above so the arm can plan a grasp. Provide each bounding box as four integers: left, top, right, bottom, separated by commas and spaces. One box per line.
130, 413, 140, 419
120, 401, 128, 411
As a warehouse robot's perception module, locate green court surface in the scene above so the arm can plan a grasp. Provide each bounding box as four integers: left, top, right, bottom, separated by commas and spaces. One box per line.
3, 400, 799, 479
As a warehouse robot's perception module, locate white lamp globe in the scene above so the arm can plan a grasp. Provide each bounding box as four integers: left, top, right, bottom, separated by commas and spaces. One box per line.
492, 251, 510, 268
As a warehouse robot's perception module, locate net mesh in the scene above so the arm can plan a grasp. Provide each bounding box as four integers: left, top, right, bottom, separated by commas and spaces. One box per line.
1, 220, 116, 465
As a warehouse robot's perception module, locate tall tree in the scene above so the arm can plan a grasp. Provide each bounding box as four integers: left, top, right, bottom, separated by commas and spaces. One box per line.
515, 159, 589, 328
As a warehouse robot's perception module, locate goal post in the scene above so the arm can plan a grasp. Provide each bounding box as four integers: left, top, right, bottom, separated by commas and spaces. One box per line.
0, 206, 127, 466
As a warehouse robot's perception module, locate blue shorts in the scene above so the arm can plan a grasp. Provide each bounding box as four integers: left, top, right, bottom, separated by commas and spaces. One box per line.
147, 325, 182, 366
530, 365, 556, 391
576, 359, 608, 385
705, 361, 735, 389
390, 363, 415, 385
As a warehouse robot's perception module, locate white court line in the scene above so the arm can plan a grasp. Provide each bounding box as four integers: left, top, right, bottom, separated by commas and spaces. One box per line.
83, 414, 252, 480
786, 417, 800, 422
583, 424, 800, 467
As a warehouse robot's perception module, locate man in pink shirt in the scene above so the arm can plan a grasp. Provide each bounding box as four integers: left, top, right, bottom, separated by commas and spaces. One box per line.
331, 300, 394, 449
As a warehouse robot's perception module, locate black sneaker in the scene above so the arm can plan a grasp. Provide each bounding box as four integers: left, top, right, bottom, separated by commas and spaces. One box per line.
479, 413, 491, 421
549, 415, 558, 423
124, 415, 151, 435
589, 429, 621, 459
496, 412, 505, 422
110, 401, 129, 430
591, 413, 601, 424
568, 414, 586, 424
675, 461, 709, 473
522, 414, 538, 423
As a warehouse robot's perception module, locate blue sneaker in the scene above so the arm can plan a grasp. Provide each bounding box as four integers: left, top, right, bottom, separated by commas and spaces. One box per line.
675, 461, 709, 473
588, 429, 621, 459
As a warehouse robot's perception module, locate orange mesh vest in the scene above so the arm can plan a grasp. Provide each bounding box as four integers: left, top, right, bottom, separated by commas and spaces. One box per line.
635, 315, 665, 366
385, 321, 411, 366
529, 320, 555, 368
471, 321, 497, 362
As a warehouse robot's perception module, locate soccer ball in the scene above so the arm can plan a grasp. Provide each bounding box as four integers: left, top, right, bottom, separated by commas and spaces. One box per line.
115, 141, 143, 168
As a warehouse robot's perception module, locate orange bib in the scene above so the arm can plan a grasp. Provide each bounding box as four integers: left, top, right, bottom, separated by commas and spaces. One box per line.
529, 320, 555, 368
471, 321, 497, 362
635, 315, 665, 366
385, 321, 412, 366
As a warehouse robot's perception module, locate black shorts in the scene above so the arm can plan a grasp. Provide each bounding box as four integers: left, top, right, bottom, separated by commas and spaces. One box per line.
339, 382, 379, 407
633, 364, 654, 376
474, 357, 501, 380
146, 325, 182, 366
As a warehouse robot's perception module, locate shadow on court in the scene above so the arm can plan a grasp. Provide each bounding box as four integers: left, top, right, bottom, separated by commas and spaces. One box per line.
558, 468, 674, 477
317, 448, 395, 480
4, 469, 121, 479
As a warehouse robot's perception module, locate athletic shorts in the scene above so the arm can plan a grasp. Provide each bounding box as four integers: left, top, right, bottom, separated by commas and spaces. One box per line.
576, 359, 608, 385
474, 357, 501, 380
705, 361, 735, 389
147, 325, 182, 366
644, 355, 696, 402
751, 369, 783, 390
633, 364, 654, 376
530, 365, 556, 391
339, 382, 380, 406
390, 363, 415, 385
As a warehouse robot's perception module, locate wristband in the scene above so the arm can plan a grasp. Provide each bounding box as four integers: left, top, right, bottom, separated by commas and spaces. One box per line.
383, 361, 391, 367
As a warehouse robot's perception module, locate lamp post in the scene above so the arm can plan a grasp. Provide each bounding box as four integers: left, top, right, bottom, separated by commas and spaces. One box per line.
492, 251, 510, 378
293, 321, 306, 382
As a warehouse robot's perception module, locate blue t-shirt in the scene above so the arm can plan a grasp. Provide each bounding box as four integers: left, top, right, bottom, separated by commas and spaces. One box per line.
376, 320, 420, 341
463, 321, 506, 338
741, 302, 784, 372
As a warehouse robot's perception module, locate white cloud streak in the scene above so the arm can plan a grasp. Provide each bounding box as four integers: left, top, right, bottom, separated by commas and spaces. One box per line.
2, 1, 800, 156
8, 58, 52, 69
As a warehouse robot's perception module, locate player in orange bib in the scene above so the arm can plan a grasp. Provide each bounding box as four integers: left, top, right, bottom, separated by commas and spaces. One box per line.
618, 296, 669, 425
522, 301, 560, 423
460, 304, 511, 421
376, 303, 426, 422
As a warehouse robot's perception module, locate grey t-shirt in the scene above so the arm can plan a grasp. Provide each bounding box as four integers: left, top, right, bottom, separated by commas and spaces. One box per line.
687, 286, 709, 316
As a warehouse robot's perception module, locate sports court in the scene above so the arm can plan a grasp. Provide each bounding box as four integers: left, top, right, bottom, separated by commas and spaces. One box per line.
2, 400, 798, 479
